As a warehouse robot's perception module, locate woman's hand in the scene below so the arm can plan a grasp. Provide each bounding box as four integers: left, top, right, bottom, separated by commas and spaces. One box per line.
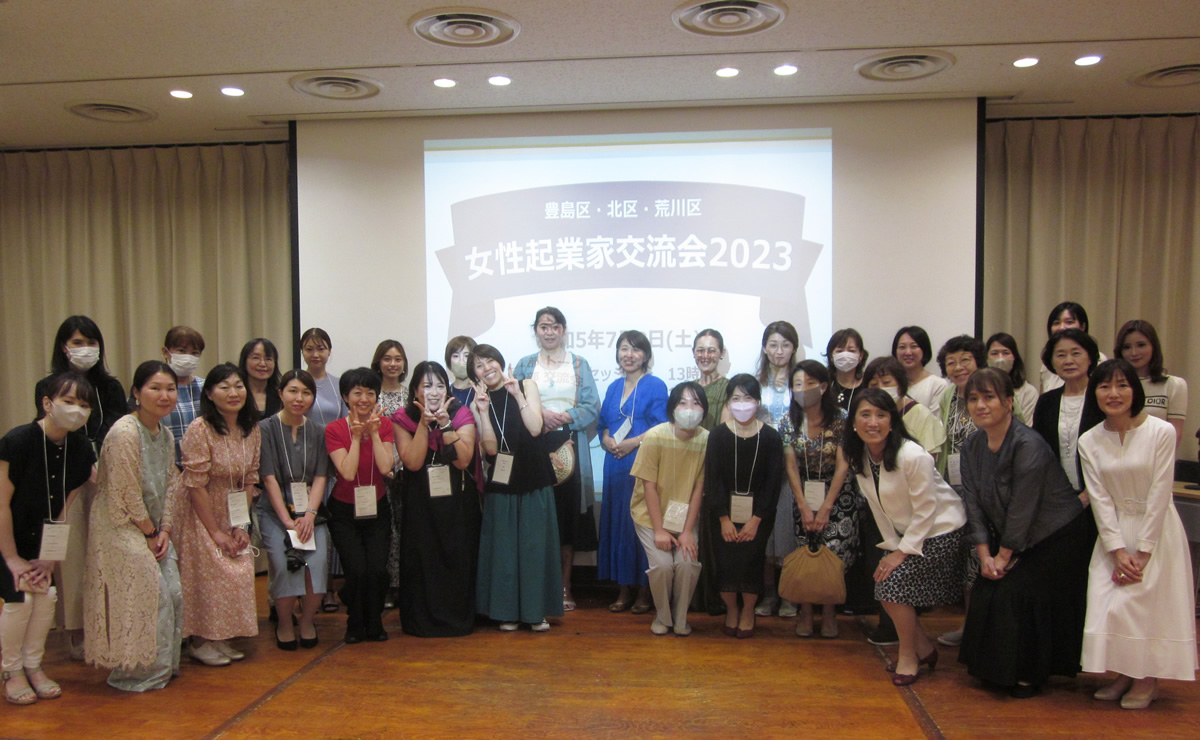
364, 404, 383, 437
149, 531, 170, 561
294, 512, 315, 544
1111, 547, 1146, 584
3, 555, 43, 588
542, 409, 571, 431
433, 404, 452, 429
735, 517, 760, 543
653, 527, 678, 552
678, 530, 699, 560
211, 530, 240, 558
719, 517, 738, 543
613, 438, 639, 459
602, 433, 619, 455
1078, 489, 1091, 508
473, 383, 491, 415
27, 558, 55, 581
874, 551, 907, 582
348, 416, 366, 440
812, 506, 831, 533
502, 365, 524, 398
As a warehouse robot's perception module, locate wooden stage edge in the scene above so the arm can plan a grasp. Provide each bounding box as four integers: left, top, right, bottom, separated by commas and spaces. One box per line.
3, 578, 1199, 740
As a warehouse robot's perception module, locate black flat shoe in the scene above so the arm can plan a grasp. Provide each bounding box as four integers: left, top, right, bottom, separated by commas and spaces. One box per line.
299, 635, 319, 649
344, 631, 364, 645
275, 626, 298, 651
1009, 683, 1040, 699
368, 631, 389, 642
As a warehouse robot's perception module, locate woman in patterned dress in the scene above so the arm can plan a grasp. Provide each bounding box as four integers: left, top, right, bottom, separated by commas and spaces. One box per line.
172, 363, 261, 667
780, 360, 858, 638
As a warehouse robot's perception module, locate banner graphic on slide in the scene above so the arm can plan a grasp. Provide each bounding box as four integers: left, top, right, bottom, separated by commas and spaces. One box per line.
436, 180, 822, 347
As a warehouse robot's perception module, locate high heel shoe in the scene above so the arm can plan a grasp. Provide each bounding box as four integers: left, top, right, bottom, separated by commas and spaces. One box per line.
1094, 676, 1133, 701
892, 672, 918, 687
275, 625, 298, 651
721, 624, 738, 637
885, 648, 938, 673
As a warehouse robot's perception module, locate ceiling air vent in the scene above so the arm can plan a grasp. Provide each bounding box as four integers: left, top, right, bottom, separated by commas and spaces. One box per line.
67, 101, 157, 123
855, 50, 956, 81
672, 1, 787, 37
410, 7, 520, 47
1130, 63, 1200, 88
290, 74, 382, 100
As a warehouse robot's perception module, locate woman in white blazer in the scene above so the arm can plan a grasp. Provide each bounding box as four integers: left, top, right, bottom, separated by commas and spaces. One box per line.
839, 388, 967, 687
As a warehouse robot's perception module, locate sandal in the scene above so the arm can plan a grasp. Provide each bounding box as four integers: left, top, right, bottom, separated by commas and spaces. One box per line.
562, 588, 576, 612
3, 669, 37, 705
630, 601, 653, 615
608, 600, 631, 613
26, 666, 62, 700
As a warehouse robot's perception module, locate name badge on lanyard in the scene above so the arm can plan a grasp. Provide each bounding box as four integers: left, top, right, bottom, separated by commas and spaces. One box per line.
662, 500, 689, 534
227, 490, 251, 529
947, 453, 963, 487
39, 521, 70, 561
429, 464, 453, 497
492, 453, 514, 485
730, 492, 753, 525
613, 417, 632, 444
290, 482, 311, 514
354, 485, 378, 519
803, 480, 827, 510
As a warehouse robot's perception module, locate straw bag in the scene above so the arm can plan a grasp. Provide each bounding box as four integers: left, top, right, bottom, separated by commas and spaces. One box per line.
778, 537, 846, 605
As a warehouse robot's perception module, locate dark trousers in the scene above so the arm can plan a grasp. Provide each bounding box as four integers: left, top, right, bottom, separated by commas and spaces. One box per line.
327, 497, 393, 638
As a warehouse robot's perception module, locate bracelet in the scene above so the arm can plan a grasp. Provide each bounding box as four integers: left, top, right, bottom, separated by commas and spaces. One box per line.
144, 527, 159, 539
440, 423, 454, 433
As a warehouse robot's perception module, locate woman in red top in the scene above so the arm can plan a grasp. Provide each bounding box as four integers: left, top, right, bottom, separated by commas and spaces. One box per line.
324, 368, 394, 644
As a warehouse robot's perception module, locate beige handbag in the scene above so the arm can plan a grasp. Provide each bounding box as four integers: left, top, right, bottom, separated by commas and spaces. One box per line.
778, 538, 846, 605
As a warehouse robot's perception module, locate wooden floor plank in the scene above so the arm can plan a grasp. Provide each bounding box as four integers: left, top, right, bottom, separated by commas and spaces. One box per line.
3, 578, 1197, 739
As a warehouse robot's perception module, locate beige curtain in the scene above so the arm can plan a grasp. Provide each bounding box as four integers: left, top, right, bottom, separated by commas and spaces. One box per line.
984, 115, 1200, 459
0, 143, 292, 434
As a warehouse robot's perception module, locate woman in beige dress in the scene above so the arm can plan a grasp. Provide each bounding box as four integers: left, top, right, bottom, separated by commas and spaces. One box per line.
85, 361, 184, 691
172, 363, 261, 667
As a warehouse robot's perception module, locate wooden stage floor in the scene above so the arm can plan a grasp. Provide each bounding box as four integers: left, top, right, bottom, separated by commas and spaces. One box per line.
4, 578, 1199, 739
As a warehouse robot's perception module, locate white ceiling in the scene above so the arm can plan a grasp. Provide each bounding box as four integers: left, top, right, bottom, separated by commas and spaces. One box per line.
1, 0, 1198, 150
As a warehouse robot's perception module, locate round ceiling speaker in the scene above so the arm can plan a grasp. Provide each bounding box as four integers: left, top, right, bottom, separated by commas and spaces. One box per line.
410, 7, 520, 47
67, 101, 157, 123
855, 50, 956, 81
1129, 63, 1200, 88
289, 73, 383, 100
672, 1, 787, 36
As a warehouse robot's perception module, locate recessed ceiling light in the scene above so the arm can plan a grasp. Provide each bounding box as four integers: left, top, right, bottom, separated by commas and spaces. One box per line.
220, 86, 245, 97
715, 67, 739, 78
1075, 55, 1102, 66
434, 78, 457, 88
1013, 57, 1038, 68
488, 75, 511, 86
170, 90, 193, 99
774, 64, 798, 76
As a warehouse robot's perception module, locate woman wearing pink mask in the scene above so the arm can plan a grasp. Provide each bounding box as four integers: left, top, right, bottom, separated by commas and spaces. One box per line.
703, 374, 783, 638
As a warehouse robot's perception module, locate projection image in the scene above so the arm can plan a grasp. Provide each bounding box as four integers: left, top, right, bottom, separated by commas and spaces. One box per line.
425, 130, 832, 481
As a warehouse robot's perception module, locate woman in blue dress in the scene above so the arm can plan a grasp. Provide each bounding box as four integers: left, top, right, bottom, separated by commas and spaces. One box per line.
598, 330, 668, 613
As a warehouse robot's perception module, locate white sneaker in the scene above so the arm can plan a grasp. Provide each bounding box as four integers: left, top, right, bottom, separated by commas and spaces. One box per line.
937, 629, 964, 647
673, 622, 692, 637
498, 622, 520, 632
777, 599, 798, 618
189, 642, 231, 667
529, 620, 551, 633
754, 594, 778, 617
650, 619, 670, 636
212, 640, 245, 661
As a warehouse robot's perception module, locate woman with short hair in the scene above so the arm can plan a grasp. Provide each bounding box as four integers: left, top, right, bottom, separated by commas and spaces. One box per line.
161, 326, 207, 467
862, 356, 946, 457
934, 335, 987, 483
239, 338, 282, 418
445, 336, 478, 409
598, 330, 669, 613
1032, 329, 1104, 496
1038, 302, 1106, 392
84, 361, 184, 690
984, 332, 1038, 423
172, 363, 261, 667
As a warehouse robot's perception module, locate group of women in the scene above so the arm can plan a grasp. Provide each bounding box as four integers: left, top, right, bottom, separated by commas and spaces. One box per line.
1, 302, 1195, 710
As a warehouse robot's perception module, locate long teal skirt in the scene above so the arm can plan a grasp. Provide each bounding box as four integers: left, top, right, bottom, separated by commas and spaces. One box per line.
476, 486, 564, 624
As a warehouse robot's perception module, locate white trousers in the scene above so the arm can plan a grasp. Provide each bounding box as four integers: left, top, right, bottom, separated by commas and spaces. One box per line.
1, 586, 58, 673
635, 524, 701, 629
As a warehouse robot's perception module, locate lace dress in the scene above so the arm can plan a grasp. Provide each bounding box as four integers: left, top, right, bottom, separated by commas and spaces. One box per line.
84, 415, 185, 690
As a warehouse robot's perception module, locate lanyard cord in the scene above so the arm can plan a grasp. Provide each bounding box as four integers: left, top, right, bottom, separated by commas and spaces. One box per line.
734, 424, 761, 492
801, 415, 825, 482
488, 390, 511, 454
277, 415, 307, 485
226, 432, 248, 491
353, 418, 374, 487
41, 425, 68, 523
621, 376, 640, 422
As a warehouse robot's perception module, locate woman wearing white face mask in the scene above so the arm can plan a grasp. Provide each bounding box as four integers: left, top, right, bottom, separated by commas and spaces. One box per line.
160, 326, 206, 468
985, 333, 1039, 424
703, 374, 783, 638
445, 336, 478, 409
780, 361, 858, 638
34, 316, 126, 659
629, 381, 709, 636
862, 357, 946, 457
826, 328, 869, 411
1, 373, 97, 705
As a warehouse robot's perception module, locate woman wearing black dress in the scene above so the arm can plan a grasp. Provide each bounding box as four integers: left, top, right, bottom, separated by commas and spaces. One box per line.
703, 374, 782, 638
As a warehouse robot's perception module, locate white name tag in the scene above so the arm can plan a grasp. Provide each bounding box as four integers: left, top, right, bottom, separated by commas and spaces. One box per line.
803, 480, 827, 510
227, 489, 251, 528
612, 417, 632, 444
492, 452, 514, 485
730, 492, 753, 525
290, 481, 310, 514
428, 464, 453, 497
948, 453, 962, 487
287, 529, 317, 551
663, 500, 689, 534
354, 485, 377, 518
39, 522, 70, 561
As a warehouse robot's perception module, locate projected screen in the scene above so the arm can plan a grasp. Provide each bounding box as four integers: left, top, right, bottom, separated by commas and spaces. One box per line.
424, 129, 832, 394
